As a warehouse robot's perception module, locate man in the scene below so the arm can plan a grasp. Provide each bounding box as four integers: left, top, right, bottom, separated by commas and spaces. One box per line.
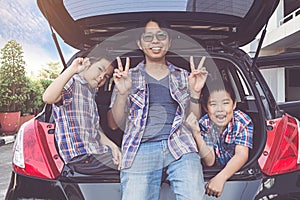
108, 19, 208, 199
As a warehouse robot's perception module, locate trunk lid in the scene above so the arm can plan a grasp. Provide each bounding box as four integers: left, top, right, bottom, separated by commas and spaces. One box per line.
37, 0, 279, 50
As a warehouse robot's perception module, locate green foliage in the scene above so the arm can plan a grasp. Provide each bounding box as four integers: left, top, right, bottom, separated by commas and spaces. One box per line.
0, 40, 61, 115
39, 78, 53, 91
39, 61, 62, 79
22, 78, 44, 114
0, 40, 28, 112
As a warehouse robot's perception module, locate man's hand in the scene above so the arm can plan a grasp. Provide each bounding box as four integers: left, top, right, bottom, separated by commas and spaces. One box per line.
113, 57, 132, 95
188, 56, 208, 97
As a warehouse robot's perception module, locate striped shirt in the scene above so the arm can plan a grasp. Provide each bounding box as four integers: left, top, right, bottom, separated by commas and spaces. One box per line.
110, 61, 198, 169
52, 74, 107, 163
199, 110, 253, 167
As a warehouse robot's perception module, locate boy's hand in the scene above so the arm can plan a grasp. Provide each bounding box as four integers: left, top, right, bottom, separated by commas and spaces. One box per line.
205, 174, 226, 198
186, 112, 200, 134
113, 57, 132, 95
188, 56, 208, 97
108, 142, 122, 170
70, 57, 90, 74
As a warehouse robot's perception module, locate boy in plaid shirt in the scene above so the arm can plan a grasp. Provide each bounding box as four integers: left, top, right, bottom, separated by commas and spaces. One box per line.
43, 56, 121, 174
186, 80, 253, 198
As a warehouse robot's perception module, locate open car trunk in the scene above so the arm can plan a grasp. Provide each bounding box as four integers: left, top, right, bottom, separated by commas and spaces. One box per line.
37, 0, 279, 50
39, 49, 268, 179
27, 50, 267, 200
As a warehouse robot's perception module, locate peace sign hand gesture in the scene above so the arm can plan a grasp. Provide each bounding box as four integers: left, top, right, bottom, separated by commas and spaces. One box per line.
113, 57, 132, 95
188, 56, 208, 97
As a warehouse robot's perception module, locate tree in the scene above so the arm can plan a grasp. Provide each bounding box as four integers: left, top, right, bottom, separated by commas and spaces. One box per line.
0, 40, 28, 112
39, 78, 53, 91
22, 78, 44, 115
39, 61, 62, 79
37, 61, 62, 108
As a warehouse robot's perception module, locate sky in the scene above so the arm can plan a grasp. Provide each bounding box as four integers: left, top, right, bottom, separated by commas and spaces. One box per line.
0, 0, 77, 76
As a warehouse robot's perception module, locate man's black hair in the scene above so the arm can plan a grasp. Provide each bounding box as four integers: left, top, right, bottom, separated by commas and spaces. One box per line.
136, 18, 170, 41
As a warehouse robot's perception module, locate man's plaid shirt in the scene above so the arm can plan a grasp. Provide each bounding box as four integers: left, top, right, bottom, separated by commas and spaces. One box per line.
110, 61, 198, 169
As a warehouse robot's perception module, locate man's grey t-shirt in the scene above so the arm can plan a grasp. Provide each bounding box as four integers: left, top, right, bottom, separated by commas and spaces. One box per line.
142, 73, 178, 143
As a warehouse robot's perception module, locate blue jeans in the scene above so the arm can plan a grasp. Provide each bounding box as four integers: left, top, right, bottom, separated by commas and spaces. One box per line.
121, 140, 205, 200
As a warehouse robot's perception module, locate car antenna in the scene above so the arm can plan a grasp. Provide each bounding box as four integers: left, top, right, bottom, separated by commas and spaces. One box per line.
47, 22, 67, 70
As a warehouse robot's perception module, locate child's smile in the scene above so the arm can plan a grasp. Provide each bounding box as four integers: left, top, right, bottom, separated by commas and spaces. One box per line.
207, 90, 236, 132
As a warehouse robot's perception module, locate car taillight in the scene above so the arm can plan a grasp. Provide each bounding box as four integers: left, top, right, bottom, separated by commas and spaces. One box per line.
258, 114, 300, 176
13, 122, 26, 168
12, 119, 64, 179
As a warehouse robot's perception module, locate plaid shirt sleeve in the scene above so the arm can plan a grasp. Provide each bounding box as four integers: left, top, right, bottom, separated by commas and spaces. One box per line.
54, 77, 75, 107
232, 110, 253, 149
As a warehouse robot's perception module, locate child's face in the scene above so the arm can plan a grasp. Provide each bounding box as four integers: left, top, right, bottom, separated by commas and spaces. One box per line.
206, 90, 236, 132
83, 58, 114, 89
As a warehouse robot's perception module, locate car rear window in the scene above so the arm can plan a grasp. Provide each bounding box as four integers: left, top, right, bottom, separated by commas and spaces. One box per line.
64, 0, 254, 20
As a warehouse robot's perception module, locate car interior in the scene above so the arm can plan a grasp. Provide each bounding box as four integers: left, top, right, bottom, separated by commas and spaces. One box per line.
41, 50, 264, 182
97, 52, 262, 174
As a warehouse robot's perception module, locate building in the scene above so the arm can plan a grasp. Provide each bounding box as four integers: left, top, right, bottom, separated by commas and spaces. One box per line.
243, 0, 300, 102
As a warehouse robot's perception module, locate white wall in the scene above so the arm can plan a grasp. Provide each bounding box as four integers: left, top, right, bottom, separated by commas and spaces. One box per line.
267, 0, 284, 31
260, 68, 285, 103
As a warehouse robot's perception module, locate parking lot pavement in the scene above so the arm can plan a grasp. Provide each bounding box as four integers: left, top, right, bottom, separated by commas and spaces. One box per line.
0, 135, 15, 146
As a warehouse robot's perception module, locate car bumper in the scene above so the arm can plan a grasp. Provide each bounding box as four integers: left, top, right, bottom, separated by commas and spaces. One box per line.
5, 172, 120, 200
6, 171, 264, 200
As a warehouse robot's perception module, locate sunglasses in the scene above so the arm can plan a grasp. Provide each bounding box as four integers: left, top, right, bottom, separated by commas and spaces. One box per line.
141, 31, 168, 42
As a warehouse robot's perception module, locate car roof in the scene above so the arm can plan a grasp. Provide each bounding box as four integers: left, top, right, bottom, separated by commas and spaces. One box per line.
37, 0, 279, 51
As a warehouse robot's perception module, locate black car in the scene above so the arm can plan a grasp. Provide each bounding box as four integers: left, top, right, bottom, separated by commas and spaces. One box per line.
5, 0, 300, 199
254, 52, 300, 200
